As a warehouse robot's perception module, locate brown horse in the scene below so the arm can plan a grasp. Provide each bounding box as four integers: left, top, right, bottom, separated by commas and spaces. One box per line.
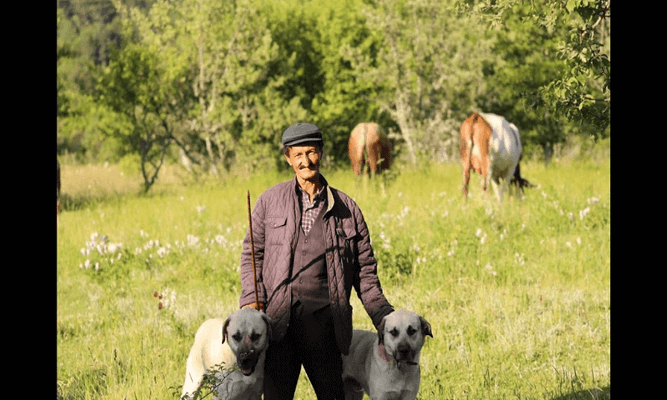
348, 123, 392, 177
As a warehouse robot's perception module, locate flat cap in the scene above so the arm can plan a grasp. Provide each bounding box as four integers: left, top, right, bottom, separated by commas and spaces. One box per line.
281, 122, 323, 146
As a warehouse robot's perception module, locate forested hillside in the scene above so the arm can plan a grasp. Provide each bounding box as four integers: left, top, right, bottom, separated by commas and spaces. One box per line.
57, 0, 610, 191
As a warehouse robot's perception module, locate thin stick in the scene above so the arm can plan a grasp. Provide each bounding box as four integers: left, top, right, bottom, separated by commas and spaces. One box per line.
247, 190, 261, 311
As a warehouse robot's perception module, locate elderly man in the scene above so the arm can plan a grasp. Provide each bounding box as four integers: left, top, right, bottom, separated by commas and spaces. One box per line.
239, 122, 394, 400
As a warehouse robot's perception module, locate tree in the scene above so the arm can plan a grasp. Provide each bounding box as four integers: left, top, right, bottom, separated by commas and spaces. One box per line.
466, 0, 610, 140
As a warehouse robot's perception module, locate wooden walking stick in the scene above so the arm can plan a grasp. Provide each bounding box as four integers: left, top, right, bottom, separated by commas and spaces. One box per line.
247, 190, 262, 312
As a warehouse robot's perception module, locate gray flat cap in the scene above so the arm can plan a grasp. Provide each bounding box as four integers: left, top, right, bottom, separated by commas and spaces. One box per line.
281, 122, 323, 146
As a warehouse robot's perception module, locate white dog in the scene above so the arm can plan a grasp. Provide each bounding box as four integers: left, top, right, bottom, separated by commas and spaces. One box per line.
181, 308, 272, 400
342, 310, 433, 400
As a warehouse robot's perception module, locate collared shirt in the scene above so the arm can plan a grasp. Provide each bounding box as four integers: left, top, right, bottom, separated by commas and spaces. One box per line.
296, 178, 327, 236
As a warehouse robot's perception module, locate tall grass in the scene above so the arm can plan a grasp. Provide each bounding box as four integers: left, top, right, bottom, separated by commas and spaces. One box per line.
57, 156, 609, 400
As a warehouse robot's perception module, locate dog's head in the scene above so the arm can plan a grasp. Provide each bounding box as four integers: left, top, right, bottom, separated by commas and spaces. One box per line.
378, 309, 432, 365
222, 308, 272, 376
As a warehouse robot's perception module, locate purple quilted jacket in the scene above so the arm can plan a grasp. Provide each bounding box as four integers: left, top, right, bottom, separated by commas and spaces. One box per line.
239, 175, 394, 355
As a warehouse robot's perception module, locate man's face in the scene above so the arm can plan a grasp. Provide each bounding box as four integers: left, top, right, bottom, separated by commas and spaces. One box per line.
284, 144, 322, 182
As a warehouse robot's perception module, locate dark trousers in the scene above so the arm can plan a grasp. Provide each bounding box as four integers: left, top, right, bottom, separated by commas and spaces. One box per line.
263, 303, 345, 400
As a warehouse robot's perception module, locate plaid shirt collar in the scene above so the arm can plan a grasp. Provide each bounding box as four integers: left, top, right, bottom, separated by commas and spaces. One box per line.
295, 175, 329, 235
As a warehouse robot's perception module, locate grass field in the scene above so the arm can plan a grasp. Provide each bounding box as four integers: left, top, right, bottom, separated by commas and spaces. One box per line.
57, 156, 610, 400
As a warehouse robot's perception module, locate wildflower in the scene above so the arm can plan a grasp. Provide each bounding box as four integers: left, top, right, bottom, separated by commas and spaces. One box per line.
80, 248, 90, 257
500, 234, 504, 241
541, 191, 547, 199
484, 263, 496, 276
91, 232, 99, 242
587, 197, 600, 205
480, 234, 487, 245
94, 262, 100, 271
412, 244, 421, 253
187, 235, 200, 247
135, 247, 143, 255
447, 250, 454, 257
157, 247, 169, 258
566, 241, 573, 249
107, 243, 118, 254
576, 237, 582, 246
140, 230, 148, 238
84, 259, 91, 269
179, 196, 185, 201
579, 207, 591, 220
475, 228, 483, 237
197, 205, 207, 214
568, 212, 574, 221
215, 235, 226, 246
442, 211, 449, 218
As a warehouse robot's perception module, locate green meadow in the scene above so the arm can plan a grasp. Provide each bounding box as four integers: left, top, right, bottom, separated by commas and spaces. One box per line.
57, 156, 610, 399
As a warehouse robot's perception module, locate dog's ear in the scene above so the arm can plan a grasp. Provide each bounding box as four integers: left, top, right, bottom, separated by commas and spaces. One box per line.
420, 316, 433, 338
377, 315, 387, 345
260, 312, 273, 341
222, 316, 232, 344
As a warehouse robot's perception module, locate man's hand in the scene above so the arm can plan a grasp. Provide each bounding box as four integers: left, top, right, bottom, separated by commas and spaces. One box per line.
242, 301, 265, 312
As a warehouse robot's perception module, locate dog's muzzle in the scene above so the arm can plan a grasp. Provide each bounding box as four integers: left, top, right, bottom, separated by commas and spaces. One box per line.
237, 348, 259, 376
394, 343, 418, 366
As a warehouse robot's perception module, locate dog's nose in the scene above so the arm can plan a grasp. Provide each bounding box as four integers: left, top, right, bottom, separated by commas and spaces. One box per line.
397, 343, 412, 358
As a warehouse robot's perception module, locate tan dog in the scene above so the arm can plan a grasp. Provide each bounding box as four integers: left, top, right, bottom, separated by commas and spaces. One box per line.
181, 308, 272, 400
342, 310, 433, 400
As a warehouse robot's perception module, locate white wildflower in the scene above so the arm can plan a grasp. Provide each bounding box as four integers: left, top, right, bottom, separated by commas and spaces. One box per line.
447, 250, 454, 257
480, 234, 487, 245
579, 207, 591, 220
215, 235, 227, 246
84, 259, 91, 269
94, 262, 100, 271
180, 196, 185, 201
140, 230, 148, 238
117, 253, 122, 260
476, 228, 483, 237
90, 232, 99, 242
107, 243, 118, 254
500, 234, 504, 241
576, 237, 582, 246
134, 247, 143, 255
587, 197, 600, 205
541, 191, 547, 199
442, 211, 449, 218
566, 241, 573, 249
412, 244, 421, 253
568, 212, 574, 221
187, 234, 200, 247
96, 244, 106, 255
157, 247, 169, 258
197, 205, 206, 214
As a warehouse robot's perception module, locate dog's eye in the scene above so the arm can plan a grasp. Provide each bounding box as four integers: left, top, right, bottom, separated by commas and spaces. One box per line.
250, 333, 261, 342
232, 333, 242, 342
407, 326, 417, 336
389, 328, 399, 337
